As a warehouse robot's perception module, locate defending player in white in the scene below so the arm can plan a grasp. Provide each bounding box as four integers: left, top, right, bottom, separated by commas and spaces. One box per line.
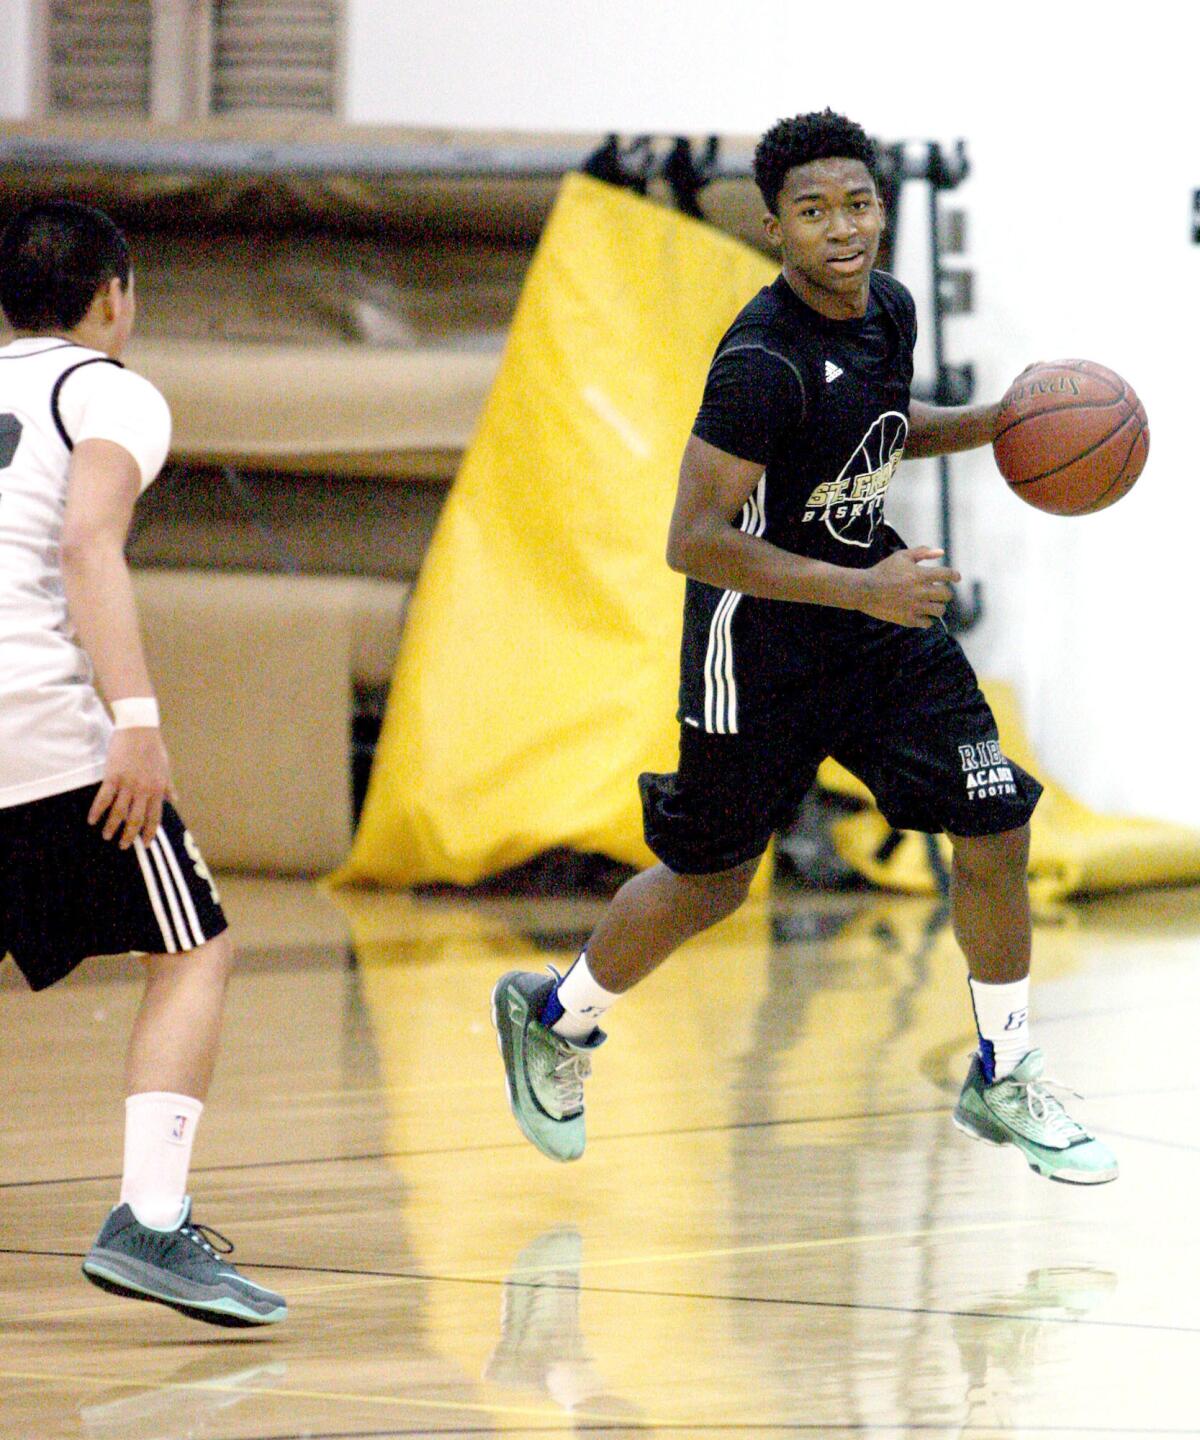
0, 200, 286, 1326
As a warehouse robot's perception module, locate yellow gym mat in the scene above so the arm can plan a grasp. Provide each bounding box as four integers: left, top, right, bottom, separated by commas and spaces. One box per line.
337, 173, 775, 889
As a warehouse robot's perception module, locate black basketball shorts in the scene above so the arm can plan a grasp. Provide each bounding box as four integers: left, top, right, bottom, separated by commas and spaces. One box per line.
0, 783, 228, 991
640, 622, 1043, 875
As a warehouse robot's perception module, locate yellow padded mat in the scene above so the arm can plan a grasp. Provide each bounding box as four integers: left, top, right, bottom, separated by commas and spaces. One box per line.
337, 173, 775, 888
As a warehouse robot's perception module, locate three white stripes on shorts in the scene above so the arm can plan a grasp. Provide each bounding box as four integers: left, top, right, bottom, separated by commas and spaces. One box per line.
132, 831, 207, 954
703, 475, 767, 735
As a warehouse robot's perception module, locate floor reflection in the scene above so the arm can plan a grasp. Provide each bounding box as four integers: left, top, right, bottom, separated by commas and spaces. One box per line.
1, 876, 1194, 1436
951, 1267, 1121, 1435
78, 1354, 289, 1440
485, 1226, 645, 1432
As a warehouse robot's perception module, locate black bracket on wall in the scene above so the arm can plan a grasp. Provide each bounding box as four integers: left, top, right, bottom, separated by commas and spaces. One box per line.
906, 139, 983, 634
661, 136, 720, 217
581, 134, 657, 193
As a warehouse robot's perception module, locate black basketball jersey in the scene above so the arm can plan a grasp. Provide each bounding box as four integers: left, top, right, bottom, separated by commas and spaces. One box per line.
681, 269, 918, 734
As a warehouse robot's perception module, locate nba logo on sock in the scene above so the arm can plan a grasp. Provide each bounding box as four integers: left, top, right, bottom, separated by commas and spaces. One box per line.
1004, 1008, 1028, 1031
169, 1114, 189, 1143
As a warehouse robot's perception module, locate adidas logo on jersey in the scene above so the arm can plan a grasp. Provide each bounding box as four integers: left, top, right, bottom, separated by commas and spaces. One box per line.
824, 361, 844, 384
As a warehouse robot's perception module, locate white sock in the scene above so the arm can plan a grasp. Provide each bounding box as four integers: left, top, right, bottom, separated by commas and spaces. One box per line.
120, 1091, 203, 1229
548, 952, 619, 1042
968, 977, 1031, 1082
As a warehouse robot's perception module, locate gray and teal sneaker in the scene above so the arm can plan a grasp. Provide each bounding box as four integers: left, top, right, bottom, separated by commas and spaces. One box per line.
953, 1049, 1118, 1185
492, 969, 605, 1162
82, 1200, 288, 1326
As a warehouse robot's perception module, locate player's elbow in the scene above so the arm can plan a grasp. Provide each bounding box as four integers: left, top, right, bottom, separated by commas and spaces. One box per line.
59, 529, 92, 570
667, 513, 726, 577
665, 524, 697, 574
60, 525, 118, 574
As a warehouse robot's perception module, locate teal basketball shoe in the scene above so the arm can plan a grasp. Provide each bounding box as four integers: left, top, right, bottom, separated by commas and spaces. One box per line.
953, 1049, 1118, 1185
492, 969, 605, 1162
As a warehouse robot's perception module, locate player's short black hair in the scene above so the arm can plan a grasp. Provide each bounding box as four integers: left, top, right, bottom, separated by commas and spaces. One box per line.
754, 110, 880, 215
0, 200, 131, 332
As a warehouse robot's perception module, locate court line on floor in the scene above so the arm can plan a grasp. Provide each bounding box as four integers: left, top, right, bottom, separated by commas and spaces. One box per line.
0, 1101, 979, 1191
4, 1099, 1192, 1195
179, 1430, 1200, 1438
0, 1367, 651, 1430
0, 1368, 1193, 1437
1, 1220, 1032, 1320
268, 1271, 1200, 1339
10, 1225, 1198, 1338
3, 1088, 1193, 1197
469, 1218, 1040, 1279
567, 1280, 1200, 1337
1097, 1127, 1200, 1155
57, 1427, 1200, 1438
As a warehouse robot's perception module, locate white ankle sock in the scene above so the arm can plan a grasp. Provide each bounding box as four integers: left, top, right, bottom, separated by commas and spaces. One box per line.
549, 952, 619, 1042
120, 1091, 203, 1229
968, 977, 1031, 1082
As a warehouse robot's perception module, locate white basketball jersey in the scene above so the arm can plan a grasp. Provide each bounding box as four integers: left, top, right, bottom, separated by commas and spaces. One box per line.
0, 338, 171, 808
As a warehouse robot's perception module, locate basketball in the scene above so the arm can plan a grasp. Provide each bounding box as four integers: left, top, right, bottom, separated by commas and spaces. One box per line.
992, 360, 1149, 515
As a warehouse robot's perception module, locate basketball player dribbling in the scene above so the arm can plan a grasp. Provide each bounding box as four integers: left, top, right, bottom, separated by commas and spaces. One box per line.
0, 201, 286, 1323
494, 110, 1117, 1185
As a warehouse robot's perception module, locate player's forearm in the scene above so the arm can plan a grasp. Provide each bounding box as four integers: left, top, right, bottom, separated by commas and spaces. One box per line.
61, 539, 156, 704
667, 523, 865, 611
905, 399, 1003, 459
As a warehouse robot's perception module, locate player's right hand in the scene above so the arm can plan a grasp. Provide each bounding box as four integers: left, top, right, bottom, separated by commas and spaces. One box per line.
856, 546, 961, 628
89, 728, 173, 848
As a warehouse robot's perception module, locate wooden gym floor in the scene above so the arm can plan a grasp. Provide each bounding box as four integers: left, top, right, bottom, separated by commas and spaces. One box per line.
2, 874, 1199, 1439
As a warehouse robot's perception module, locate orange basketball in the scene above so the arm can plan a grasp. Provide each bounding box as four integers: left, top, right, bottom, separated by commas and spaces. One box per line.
992, 360, 1149, 515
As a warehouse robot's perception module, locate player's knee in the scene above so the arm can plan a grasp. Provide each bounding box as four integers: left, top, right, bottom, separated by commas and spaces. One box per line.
144, 930, 234, 987
949, 824, 1030, 880
201, 929, 235, 979
192, 931, 235, 991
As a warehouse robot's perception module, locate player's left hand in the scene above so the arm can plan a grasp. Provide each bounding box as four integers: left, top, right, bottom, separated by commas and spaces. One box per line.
88, 728, 173, 848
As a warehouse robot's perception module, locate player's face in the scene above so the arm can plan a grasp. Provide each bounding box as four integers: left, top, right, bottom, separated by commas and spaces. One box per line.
764, 158, 883, 319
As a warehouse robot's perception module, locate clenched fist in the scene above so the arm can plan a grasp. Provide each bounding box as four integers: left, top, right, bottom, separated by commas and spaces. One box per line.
855, 547, 962, 628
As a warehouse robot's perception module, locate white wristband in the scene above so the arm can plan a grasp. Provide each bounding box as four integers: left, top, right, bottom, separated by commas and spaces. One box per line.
111, 697, 160, 730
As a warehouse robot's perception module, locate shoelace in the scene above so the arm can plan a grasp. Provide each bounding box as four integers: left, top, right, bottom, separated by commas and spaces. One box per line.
550, 1047, 592, 1114
181, 1221, 235, 1259
1011, 1075, 1090, 1143
542, 965, 592, 1114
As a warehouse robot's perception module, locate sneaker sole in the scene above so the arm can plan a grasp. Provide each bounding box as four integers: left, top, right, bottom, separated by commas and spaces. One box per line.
490, 976, 583, 1164
490, 979, 522, 1137
82, 1258, 287, 1327
952, 1111, 1118, 1186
